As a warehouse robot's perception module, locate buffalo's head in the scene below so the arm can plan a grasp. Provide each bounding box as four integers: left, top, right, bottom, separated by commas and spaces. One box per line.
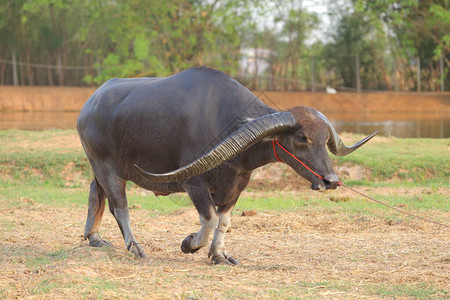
273, 106, 377, 190
135, 106, 377, 189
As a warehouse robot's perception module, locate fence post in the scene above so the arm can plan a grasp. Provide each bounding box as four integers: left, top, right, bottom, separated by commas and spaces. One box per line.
393, 58, 398, 91
355, 53, 361, 93
311, 58, 315, 92
57, 54, 63, 85
440, 55, 444, 92
12, 51, 18, 86
416, 56, 421, 92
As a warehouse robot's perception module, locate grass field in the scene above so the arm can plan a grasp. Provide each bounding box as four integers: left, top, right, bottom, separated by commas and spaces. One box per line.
0, 129, 449, 299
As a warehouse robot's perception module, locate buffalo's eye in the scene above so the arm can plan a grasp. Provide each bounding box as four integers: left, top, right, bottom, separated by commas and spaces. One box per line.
296, 133, 307, 143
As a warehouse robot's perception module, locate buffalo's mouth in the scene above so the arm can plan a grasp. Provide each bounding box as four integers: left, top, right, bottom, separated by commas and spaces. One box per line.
311, 174, 339, 191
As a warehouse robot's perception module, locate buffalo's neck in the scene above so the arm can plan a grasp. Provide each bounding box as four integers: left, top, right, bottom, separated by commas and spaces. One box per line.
239, 140, 279, 171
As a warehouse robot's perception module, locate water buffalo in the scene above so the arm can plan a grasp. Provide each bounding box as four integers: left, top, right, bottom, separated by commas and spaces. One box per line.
77, 67, 377, 265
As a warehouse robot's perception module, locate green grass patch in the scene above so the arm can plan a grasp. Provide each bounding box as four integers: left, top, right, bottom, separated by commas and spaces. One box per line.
26, 248, 68, 268
0, 149, 91, 186
334, 136, 450, 185
30, 275, 120, 297
0, 181, 193, 214
0, 182, 88, 207
236, 191, 449, 216
264, 280, 351, 298
236, 192, 311, 211
365, 282, 447, 299
0, 130, 448, 216
258, 281, 447, 299
2, 130, 449, 186
128, 192, 193, 215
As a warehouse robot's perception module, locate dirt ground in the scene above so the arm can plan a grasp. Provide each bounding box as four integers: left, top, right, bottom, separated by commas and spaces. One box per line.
1, 191, 449, 299
0, 119, 449, 298
1, 131, 449, 298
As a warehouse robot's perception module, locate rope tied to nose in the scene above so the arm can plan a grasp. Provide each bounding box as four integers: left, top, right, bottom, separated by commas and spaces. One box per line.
272, 140, 449, 228
273, 140, 324, 180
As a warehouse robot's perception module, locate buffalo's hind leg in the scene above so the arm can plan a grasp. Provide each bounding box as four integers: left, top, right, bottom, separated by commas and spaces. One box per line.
100, 176, 148, 259
84, 178, 112, 248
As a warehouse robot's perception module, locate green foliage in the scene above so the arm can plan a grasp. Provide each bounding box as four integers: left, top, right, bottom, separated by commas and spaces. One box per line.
0, 0, 447, 89
1, 0, 252, 85
354, 0, 449, 91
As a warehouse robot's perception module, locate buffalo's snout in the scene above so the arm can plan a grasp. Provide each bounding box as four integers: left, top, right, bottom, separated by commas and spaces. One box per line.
324, 174, 339, 190
311, 173, 339, 191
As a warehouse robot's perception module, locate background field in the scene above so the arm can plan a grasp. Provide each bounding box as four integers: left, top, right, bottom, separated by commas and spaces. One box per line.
0, 130, 449, 299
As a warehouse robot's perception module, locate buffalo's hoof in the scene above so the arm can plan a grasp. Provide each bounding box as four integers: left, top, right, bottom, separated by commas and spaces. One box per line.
89, 239, 113, 248
181, 233, 201, 254
127, 241, 148, 259
88, 233, 114, 248
210, 253, 240, 265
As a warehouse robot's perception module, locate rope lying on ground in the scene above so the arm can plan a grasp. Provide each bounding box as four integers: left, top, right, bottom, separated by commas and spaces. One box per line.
338, 182, 449, 228
273, 140, 449, 228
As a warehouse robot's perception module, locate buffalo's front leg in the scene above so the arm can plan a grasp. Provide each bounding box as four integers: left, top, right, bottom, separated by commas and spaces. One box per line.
181, 183, 218, 255
181, 212, 218, 254
209, 202, 239, 265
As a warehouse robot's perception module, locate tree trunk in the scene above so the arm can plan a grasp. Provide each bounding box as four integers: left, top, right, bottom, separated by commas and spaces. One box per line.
416, 56, 421, 92
0, 62, 5, 85
252, 46, 258, 90
27, 48, 34, 86
20, 58, 25, 86
47, 58, 54, 86
57, 53, 64, 86
12, 50, 18, 86
283, 61, 290, 90
291, 58, 298, 90
369, 43, 391, 90
355, 54, 361, 92
440, 55, 445, 91
311, 58, 315, 92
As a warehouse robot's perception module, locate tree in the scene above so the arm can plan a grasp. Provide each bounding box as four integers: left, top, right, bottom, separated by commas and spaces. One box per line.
356, 0, 449, 91
0, 0, 447, 90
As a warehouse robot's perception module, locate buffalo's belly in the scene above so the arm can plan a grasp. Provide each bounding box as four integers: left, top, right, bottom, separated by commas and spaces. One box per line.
131, 178, 185, 194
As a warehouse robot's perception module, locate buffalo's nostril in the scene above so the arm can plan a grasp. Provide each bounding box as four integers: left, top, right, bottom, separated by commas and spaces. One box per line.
324, 174, 339, 189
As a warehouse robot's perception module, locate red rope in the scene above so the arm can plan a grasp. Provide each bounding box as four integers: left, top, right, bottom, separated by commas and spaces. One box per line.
272, 140, 449, 228
273, 140, 324, 179
272, 139, 282, 163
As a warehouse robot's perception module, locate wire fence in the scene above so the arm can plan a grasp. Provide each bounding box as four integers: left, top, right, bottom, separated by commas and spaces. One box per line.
0, 55, 447, 92
0, 58, 93, 71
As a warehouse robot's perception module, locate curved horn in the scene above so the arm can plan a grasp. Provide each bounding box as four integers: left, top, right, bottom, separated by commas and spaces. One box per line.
134, 111, 297, 182
316, 111, 378, 157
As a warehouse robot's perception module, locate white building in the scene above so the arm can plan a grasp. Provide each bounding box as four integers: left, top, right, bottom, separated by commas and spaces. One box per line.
240, 48, 275, 75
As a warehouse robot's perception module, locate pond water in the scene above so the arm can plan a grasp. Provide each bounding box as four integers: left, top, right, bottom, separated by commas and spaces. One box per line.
0, 111, 448, 138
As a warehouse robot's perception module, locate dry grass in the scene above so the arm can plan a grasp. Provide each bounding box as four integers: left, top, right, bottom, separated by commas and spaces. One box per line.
1, 130, 449, 299
1, 196, 448, 299
0, 130, 81, 153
